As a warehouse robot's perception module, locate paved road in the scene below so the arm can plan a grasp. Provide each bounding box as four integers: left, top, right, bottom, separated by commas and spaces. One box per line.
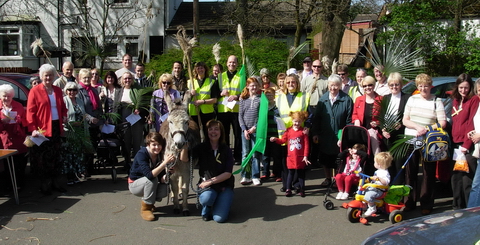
0, 166, 454, 245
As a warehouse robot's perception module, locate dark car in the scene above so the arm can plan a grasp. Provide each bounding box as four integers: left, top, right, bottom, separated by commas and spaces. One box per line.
0, 73, 32, 106
362, 206, 480, 245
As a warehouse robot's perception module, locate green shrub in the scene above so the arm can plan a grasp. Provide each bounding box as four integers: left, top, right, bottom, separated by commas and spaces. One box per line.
146, 37, 290, 83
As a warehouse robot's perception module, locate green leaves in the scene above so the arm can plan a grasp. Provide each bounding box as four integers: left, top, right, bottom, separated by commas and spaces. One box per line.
128, 87, 154, 112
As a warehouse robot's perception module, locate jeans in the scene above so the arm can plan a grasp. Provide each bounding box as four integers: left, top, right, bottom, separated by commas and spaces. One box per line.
129, 177, 167, 205
199, 187, 234, 223
241, 132, 261, 179
468, 159, 480, 208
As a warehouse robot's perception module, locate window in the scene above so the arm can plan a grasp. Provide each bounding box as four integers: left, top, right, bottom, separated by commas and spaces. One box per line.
105, 42, 117, 57
125, 36, 138, 57
0, 29, 19, 56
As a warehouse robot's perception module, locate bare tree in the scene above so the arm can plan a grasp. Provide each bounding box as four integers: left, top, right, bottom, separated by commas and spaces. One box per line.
319, 0, 353, 62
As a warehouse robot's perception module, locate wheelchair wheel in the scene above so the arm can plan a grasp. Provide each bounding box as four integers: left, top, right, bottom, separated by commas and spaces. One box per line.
389, 210, 403, 224
323, 200, 335, 210
347, 207, 361, 223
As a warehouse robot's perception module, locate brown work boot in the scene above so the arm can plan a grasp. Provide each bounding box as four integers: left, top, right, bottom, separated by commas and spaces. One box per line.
140, 201, 155, 221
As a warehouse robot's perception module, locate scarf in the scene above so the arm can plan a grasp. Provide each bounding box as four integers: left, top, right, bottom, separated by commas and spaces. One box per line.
80, 82, 99, 110
344, 155, 361, 174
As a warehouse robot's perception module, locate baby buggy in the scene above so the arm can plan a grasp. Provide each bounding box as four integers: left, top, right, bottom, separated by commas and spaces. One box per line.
94, 122, 130, 182
323, 125, 370, 210
342, 140, 423, 224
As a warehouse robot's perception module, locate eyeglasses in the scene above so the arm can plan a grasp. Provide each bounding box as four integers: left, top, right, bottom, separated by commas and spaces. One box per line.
312, 65, 322, 68
362, 84, 374, 88
389, 83, 400, 87
337, 73, 346, 76
66, 89, 78, 92
162, 82, 171, 85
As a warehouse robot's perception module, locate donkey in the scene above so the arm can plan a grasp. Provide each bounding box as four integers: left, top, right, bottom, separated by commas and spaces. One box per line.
159, 91, 200, 215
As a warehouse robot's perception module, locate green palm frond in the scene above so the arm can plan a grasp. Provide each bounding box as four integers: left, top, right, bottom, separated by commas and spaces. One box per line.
102, 112, 122, 124
129, 87, 155, 112
362, 35, 424, 81
376, 98, 402, 134
389, 135, 415, 160
287, 41, 310, 69
245, 56, 257, 78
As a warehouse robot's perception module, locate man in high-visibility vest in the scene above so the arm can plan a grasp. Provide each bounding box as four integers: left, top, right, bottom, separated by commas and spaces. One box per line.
217, 55, 242, 164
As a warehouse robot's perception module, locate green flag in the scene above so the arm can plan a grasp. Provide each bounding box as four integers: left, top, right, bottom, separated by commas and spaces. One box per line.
234, 93, 268, 174
239, 64, 246, 92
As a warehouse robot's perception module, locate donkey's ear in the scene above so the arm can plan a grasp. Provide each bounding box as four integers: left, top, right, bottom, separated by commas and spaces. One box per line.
182, 90, 192, 107
165, 91, 174, 111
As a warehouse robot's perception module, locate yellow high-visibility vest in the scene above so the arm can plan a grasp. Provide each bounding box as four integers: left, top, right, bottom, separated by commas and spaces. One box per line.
188, 78, 215, 116
276, 92, 310, 136
217, 72, 241, 113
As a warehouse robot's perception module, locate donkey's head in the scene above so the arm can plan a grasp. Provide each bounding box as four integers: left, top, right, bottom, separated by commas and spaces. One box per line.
165, 91, 191, 150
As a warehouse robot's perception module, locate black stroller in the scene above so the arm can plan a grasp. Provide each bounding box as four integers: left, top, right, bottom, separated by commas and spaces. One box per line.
323, 125, 371, 210
94, 122, 130, 182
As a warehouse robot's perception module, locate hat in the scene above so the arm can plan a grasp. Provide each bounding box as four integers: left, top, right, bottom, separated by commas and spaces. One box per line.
259, 68, 269, 76
303, 57, 312, 63
286, 68, 297, 75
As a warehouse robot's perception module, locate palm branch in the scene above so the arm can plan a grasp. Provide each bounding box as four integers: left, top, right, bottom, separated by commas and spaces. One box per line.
128, 87, 155, 112
389, 135, 415, 161
376, 98, 402, 134
102, 112, 122, 124
287, 41, 310, 69
362, 34, 424, 81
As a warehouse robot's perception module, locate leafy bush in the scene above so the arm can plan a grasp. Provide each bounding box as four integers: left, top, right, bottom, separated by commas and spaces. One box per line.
146, 37, 290, 83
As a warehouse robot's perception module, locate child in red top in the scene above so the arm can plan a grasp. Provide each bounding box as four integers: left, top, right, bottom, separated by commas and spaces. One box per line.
270, 111, 310, 197
335, 143, 367, 200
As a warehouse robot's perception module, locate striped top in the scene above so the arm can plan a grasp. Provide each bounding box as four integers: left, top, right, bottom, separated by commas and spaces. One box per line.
404, 94, 446, 137
239, 95, 260, 131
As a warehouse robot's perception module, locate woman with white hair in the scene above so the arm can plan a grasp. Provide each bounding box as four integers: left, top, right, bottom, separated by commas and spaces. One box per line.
27, 64, 68, 195
62, 82, 91, 185
381, 72, 410, 184
312, 74, 353, 191
76, 68, 103, 175
0, 84, 28, 191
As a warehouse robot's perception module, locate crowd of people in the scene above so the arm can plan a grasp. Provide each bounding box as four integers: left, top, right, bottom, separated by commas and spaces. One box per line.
2, 53, 480, 224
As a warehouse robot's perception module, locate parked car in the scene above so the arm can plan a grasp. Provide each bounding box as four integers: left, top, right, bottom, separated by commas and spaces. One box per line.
0, 73, 32, 106
362, 206, 480, 245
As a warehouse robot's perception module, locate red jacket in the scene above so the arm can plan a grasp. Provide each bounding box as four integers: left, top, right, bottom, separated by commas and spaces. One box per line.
452, 95, 479, 150
27, 85, 67, 137
0, 100, 28, 153
352, 93, 383, 126
274, 127, 309, 169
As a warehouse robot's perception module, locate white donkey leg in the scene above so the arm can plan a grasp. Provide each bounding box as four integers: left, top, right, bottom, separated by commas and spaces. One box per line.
180, 174, 190, 216
170, 176, 181, 214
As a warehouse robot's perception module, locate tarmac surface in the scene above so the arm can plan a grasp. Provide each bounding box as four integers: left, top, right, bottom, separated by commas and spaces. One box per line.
0, 165, 455, 245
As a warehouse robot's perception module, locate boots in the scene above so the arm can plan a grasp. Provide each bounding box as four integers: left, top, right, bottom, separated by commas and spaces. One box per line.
140, 201, 155, 221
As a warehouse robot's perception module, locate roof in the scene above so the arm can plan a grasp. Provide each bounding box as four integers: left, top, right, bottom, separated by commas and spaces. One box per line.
166, 2, 312, 34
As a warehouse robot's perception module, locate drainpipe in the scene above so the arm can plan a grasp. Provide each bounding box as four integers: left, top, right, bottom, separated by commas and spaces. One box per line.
57, 0, 63, 66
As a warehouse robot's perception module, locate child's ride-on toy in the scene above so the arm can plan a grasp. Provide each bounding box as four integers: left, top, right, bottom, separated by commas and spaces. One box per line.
342, 172, 406, 225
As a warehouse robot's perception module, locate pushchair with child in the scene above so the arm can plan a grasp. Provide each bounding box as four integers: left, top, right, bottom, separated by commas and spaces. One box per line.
94, 122, 130, 182
324, 125, 371, 210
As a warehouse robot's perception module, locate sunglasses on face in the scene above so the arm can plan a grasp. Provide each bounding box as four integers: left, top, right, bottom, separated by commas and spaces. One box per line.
312, 65, 322, 68
362, 84, 374, 88
337, 73, 346, 76
67, 89, 78, 92
162, 82, 171, 85
389, 83, 400, 87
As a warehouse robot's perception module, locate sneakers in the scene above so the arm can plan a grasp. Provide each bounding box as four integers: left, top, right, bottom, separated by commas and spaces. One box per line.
240, 177, 252, 185
335, 192, 344, 200
340, 192, 349, 200
285, 189, 293, 197
252, 178, 262, 186
364, 205, 377, 217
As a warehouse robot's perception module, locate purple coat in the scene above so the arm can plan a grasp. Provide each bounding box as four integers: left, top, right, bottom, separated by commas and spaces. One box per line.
151, 88, 181, 131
